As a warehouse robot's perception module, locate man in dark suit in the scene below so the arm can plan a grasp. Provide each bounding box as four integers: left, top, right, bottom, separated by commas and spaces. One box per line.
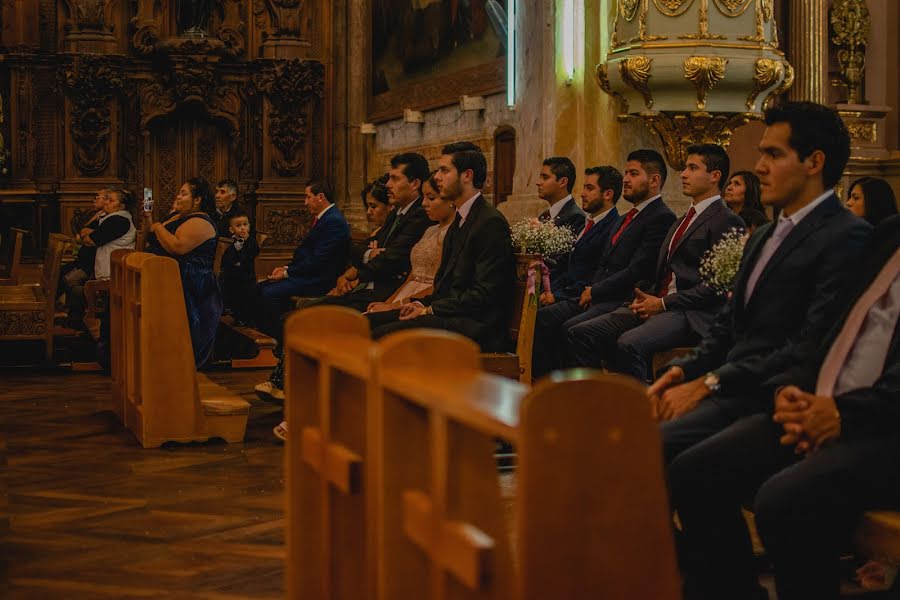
368, 141, 515, 350
668, 215, 900, 600
566, 144, 744, 382
325, 153, 433, 312
541, 165, 622, 305
537, 156, 587, 281
648, 101, 873, 467
257, 179, 350, 338
531, 149, 677, 378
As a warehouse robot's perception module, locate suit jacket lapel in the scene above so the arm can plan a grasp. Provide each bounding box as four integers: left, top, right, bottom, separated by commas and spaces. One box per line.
670, 200, 723, 257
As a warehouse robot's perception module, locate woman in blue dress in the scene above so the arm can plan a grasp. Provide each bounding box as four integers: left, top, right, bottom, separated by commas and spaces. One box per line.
145, 177, 223, 368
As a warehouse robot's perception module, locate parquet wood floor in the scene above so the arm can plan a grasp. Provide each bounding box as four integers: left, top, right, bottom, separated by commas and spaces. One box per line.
0, 369, 285, 599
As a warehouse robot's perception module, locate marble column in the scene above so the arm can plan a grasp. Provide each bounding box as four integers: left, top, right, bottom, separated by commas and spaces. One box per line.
787, 0, 828, 104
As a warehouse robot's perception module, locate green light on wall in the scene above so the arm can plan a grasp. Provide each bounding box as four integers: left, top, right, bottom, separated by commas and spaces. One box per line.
562, 0, 576, 82
508, 0, 517, 106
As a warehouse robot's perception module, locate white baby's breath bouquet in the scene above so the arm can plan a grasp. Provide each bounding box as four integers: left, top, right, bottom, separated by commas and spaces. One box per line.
510, 217, 575, 257
699, 227, 748, 296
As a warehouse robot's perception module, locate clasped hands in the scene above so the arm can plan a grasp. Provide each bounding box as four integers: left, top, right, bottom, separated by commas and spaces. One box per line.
772, 385, 841, 455
578, 287, 664, 318
646, 366, 709, 422
267, 266, 288, 281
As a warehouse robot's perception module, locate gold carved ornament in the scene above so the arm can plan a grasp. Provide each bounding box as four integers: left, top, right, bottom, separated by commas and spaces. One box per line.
652, 0, 695, 17
712, 0, 753, 17
596, 64, 628, 110
679, 0, 726, 40
763, 60, 793, 110
683, 56, 728, 110
621, 0, 641, 21
618, 56, 654, 109
830, 0, 870, 104
846, 121, 877, 143
632, 0, 667, 42
746, 58, 782, 110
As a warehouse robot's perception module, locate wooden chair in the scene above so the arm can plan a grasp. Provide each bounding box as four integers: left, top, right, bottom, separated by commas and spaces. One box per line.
109, 248, 134, 420
0, 227, 27, 285
0, 234, 67, 360
480, 261, 537, 384
119, 252, 250, 447
652, 347, 694, 378
856, 511, 900, 573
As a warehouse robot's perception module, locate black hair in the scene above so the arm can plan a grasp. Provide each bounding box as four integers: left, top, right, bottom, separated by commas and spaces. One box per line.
626, 149, 668, 187
764, 101, 851, 189
423, 169, 439, 194
106, 186, 135, 211
186, 177, 216, 216
441, 141, 487, 188
227, 209, 250, 225
361, 173, 390, 210
390, 152, 430, 189
739, 208, 770, 230
543, 156, 577, 193
686, 143, 730, 190
584, 165, 623, 204
728, 170, 763, 212
848, 176, 899, 226
306, 178, 334, 204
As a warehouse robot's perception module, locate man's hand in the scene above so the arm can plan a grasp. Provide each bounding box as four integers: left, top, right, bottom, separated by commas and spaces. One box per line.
578, 286, 592, 309
81, 235, 96, 247
369, 247, 386, 259
365, 301, 396, 314
268, 266, 288, 280
332, 275, 355, 296
647, 366, 685, 420
773, 386, 841, 454
540, 290, 555, 306
658, 376, 710, 422
399, 301, 428, 321
630, 288, 664, 320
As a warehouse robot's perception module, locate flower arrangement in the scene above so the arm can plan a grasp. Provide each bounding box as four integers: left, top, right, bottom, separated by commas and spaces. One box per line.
510, 217, 575, 257
699, 227, 749, 296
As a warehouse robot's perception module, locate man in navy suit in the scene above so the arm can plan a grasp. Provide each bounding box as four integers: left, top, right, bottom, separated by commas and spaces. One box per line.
567, 144, 744, 382
537, 156, 587, 282
257, 179, 350, 338
531, 149, 677, 378
541, 165, 622, 304
648, 102, 873, 470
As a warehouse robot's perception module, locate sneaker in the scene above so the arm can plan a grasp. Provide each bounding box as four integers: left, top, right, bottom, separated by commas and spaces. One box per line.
254, 380, 285, 401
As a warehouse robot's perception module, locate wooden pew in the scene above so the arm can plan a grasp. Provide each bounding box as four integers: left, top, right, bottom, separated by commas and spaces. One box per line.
283, 307, 681, 600
856, 512, 900, 573
0, 226, 27, 285
480, 259, 537, 384
109, 248, 134, 421
0, 234, 67, 360
119, 251, 250, 447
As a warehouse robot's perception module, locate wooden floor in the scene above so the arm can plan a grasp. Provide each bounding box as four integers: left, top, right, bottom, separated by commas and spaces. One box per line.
1, 368, 285, 599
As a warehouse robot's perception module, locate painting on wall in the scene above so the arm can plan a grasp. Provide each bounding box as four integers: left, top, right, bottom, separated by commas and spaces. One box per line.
370, 0, 508, 122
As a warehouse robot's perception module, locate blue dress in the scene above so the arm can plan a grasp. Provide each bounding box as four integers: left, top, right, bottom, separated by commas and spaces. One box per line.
147, 213, 223, 368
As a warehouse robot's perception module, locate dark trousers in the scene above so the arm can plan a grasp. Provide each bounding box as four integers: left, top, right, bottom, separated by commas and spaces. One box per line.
531, 299, 622, 378
258, 278, 324, 341
566, 306, 700, 383
669, 411, 900, 600
366, 309, 492, 350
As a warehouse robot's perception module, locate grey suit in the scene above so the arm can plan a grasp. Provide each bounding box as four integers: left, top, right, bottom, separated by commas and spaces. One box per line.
566, 198, 744, 382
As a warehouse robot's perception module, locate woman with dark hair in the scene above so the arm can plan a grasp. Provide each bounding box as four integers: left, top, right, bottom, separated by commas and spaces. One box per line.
723, 170, 763, 214
846, 176, 898, 226
361, 173, 391, 235
145, 177, 222, 368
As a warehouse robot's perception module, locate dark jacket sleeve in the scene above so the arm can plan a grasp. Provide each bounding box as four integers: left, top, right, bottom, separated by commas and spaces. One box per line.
357, 210, 430, 282
86, 215, 132, 246
287, 218, 349, 276
429, 215, 513, 317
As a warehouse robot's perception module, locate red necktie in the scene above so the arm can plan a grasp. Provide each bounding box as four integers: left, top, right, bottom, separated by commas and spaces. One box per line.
658, 206, 696, 294
311, 217, 318, 228
611, 208, 639, 245
578, 218, 594, 240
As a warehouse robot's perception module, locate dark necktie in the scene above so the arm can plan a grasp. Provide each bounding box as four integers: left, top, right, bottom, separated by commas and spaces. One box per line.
658, 206, 696, 293
539, 210, 551, 221
611, 208, 639, 245
384, 213, 402, 241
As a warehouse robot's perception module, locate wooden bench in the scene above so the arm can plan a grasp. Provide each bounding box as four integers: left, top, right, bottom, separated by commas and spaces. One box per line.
0, 234, 67, 360
116, 251, 250, 447
284, 306, 681, 600
109, 248, 134, 420
480, 256, 537, 384
0, 226, 27, 285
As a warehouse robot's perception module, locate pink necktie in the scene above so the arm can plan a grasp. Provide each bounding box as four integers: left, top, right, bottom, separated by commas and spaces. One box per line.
816, 248, 900, 396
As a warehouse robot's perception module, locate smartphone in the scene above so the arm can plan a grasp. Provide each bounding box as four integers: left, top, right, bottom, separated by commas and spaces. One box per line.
143, 188, 153, 213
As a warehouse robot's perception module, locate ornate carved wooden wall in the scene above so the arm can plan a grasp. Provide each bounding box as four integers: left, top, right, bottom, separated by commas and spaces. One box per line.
0, 0, 332, 269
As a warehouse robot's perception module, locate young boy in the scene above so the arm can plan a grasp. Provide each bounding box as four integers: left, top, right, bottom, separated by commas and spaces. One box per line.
220, 210, 259, 326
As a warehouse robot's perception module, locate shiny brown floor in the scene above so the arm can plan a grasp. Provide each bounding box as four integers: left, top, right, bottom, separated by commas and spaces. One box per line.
1, 368, 285, 599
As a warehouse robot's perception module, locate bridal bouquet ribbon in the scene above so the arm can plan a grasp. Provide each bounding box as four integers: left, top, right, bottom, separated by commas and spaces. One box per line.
526, 259, 551, 296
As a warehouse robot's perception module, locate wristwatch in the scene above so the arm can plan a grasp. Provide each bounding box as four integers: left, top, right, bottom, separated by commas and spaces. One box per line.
703, 372, 721, 394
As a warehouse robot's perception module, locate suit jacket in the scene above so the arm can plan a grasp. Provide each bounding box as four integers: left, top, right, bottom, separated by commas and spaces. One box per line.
286, 204, 351, 295
765, 214, 900, 440
668, 193, 873, 394
589, 196, 677, 304
215, 202, 244, 238
427, 195, 516, 349
652, 199, 745, 337
552, 207, 620, 300
354, 197, 432, 299
543, 197, 588, 280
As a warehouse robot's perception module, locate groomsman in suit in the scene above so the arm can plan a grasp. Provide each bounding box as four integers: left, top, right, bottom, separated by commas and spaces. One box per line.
325, 152, 432, 311
566, 144, 744, 382
258, 179, 350, 338
668, 215, 900, 600
368, 141, 515, 350
647, 101, 872, 466
541, 165, 623, 305
536, 156, 588, 282
531, 149, 676, 378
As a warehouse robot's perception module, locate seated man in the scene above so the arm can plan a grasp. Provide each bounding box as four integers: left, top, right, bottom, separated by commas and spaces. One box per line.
668, 214, 900, 600
567, 144, 744, 382
531, 149, 676, 378
648, 101, 873, 467
326, 152, 432, 311
540, 165, 622, 307
367, 141, 515, 350
257, 179, 350, 339
61, 188, 107, 328
213, 179, 243, 238
536, 156, 586, 280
